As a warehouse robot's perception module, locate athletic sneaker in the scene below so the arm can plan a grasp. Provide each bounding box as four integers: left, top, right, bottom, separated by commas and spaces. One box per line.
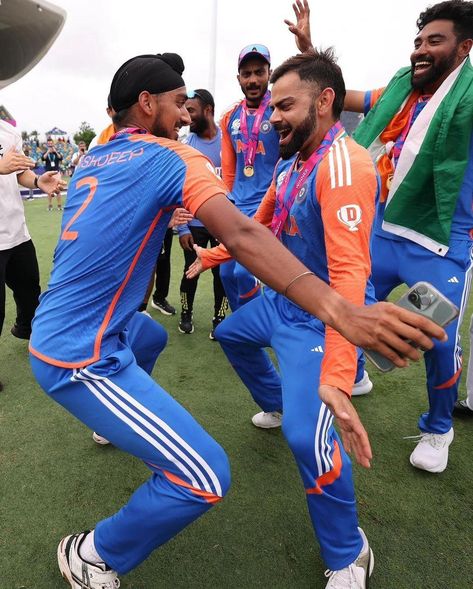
351, 371, 373, 397
324, 528, 373, 588
252, 411, 282, 428
452, 399, 473, 417
178, 311, 194, 334
151, 298, 176, 316
92, 432, 111, 446
48, 205, 53, 212
58, 205, 63, 211
10, 324, 31, 340
409, 427, 454, 473
209, 316, 225, 340
57, 531, 120, 588
0, 379, 3, 392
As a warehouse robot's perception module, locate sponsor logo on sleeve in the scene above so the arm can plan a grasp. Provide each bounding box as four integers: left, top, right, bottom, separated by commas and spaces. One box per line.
337, 204, 362, 231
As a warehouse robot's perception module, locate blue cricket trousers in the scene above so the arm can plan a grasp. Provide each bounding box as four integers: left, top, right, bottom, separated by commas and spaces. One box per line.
371, 235, 473, 433
215, 288, 362, 571
30, 311, 231, 574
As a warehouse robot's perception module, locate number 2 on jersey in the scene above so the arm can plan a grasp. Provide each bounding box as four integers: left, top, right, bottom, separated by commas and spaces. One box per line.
61, 177, 98, 241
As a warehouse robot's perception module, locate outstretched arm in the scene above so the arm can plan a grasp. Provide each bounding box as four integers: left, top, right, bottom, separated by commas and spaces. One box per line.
196, 194, 446, 366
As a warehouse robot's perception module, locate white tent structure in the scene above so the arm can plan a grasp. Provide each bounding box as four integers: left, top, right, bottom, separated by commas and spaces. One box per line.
0, 0, 66, 90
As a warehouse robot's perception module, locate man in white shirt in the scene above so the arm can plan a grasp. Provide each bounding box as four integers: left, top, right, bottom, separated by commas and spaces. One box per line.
0, 119, 66, 391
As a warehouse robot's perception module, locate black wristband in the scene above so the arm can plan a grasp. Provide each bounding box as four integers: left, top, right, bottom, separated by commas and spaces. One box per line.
34, 175, 39, 189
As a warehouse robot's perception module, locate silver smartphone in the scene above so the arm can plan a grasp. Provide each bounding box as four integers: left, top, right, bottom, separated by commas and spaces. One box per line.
363, 281, 459, 372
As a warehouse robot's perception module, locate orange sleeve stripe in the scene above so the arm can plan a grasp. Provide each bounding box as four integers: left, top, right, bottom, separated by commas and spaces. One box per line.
200, 243, 232, 270
306, 441, 342, 495
239, 282, 261, 299
220, 106, 238, 191
254, 182, 277, 228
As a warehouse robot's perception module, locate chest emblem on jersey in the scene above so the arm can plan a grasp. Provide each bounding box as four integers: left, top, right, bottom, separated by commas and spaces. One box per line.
337, 204, 362, 231
276, 171, 287, 188
295, 184, 308, 204
231, 119, 241, 135
260, 120, 272, 134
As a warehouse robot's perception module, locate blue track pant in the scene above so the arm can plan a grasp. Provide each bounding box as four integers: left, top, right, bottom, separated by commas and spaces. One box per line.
371, 235, 473, 433
30, 312, 231, 574
215, 289, 362, 571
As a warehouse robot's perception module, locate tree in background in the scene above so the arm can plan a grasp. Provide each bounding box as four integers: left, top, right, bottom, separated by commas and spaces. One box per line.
73, 121, 96, 148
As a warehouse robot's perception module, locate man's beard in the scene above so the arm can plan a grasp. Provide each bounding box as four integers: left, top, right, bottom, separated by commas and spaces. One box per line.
190, 116, 207, 135
278, 104, 317, 160
411, 49, 457, 90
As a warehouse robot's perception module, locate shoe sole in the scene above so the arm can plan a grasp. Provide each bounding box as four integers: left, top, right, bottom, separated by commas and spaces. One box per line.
57, 536, 74, 588
251, 419, 282, 429
178, 325, 194, 334
150, 300, 175, 315
409, 454, 449, 473
92, 432, 111, 445
367, 548, 374, 587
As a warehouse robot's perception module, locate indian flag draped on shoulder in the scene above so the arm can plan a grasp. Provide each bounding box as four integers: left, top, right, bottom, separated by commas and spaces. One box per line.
353, 57, 473, 256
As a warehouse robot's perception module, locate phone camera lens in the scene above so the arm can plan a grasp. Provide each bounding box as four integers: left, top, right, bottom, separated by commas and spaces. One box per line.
408, 291, 421, 308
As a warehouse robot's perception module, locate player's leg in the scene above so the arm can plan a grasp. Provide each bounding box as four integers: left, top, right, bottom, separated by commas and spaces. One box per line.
126, 311, 168, 374
272, 314, 371, 579
152, 228, 175, 315
178, 226, 208, 334
208, 231, 228, 339
406, 242, 473, 431
6, 240, 41, 339
30, 349, 230, 576
215, 291, 282, 414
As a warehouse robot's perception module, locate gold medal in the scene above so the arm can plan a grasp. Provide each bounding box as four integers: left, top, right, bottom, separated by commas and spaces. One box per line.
244, 165, 254, 177
386, 173, 393, 190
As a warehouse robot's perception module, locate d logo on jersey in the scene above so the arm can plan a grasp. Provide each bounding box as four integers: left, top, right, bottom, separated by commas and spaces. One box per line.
337, 204, 362, 231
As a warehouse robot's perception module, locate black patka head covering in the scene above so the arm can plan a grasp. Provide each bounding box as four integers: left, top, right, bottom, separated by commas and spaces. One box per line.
110, 53, 185, 112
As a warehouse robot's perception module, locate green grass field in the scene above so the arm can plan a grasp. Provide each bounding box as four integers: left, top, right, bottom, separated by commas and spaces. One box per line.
0, 197, 472, 589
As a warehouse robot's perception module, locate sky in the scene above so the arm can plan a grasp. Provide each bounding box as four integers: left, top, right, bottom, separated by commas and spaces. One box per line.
1, 0, 431, 139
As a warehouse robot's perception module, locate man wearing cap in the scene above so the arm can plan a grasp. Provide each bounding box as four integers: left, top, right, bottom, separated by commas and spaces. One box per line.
28, 51, 444, 588
219, 44, 280, 311
177, 88, 228, 338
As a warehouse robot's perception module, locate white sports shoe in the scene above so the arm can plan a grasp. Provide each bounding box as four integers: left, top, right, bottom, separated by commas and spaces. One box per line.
351, 371, 373, 397
58, 532, 120, 588
325, 528, 374, 588
251, 411, 282, 428
409, 427, 454, 473
92, 432, 111, 446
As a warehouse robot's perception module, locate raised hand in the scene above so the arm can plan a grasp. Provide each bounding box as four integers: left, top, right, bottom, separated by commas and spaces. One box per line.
186, 245, 205, 279
318, 384, 372, 468
284, 0, 313, 53
0, 148, 35, 175
38, 171, 67, 196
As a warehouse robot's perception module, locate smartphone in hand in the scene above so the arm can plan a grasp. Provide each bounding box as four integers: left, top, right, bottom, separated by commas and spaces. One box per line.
364, 282, 459, 372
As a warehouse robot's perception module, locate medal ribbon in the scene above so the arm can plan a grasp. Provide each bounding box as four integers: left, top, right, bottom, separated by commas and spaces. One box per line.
271, 121, 344, 239
239, 91, 271, 169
